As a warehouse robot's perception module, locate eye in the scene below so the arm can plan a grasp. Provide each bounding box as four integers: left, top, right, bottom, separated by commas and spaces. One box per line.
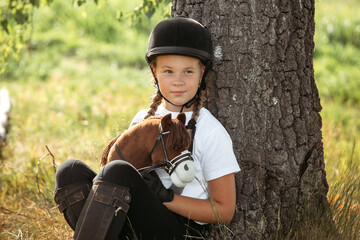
185, 70, 193, 74
164, 70, 173, 74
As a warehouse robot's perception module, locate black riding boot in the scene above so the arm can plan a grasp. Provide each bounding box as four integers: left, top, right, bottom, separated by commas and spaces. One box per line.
54, 182, 91, 230
74, 180, 131, 240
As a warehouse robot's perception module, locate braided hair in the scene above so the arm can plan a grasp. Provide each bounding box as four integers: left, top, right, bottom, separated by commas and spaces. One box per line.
144, 92, 163, 120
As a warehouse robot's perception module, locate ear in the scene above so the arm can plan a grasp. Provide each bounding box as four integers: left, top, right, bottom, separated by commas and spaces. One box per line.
198, 63, 206, 85
151, 65, 157, 80
161, 114, 172, 132
177, 113, 186, 125
200, 65, 206, 78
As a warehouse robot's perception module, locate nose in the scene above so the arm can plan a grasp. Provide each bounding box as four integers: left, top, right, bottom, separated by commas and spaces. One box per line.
172, 73, 185, 86
184, 164, 189, 171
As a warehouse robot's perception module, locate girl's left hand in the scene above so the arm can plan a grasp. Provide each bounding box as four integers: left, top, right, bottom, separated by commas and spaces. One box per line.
142, 171, 174, 202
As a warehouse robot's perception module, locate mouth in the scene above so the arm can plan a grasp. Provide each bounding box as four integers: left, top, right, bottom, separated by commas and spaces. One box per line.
172, 91, 185, 96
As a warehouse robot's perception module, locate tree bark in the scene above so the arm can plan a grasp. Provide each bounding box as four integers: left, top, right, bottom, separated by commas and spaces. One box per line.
172, 0, 329, 239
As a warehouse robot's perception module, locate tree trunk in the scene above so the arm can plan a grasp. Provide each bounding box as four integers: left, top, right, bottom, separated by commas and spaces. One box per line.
172, 0, 329, 239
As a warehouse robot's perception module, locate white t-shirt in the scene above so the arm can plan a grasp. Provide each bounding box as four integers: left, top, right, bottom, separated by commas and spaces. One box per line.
130, 104, 240, 202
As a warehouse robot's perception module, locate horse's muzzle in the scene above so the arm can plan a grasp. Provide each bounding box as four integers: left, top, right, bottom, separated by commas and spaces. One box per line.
166, 150, 196, 188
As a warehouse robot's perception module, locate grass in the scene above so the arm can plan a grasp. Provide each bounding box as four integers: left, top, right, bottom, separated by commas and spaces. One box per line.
314, 0, 360, 105
1, 0, 158, 238
1, 0, 360, 239
313, 0, 360, 238
0, 64, 155, 239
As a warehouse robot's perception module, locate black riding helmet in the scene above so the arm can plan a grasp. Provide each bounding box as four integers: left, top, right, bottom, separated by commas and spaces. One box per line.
145, 16, 213, 110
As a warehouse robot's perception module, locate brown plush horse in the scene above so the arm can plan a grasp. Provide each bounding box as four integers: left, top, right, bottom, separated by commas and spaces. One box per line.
101, 113, 191, 171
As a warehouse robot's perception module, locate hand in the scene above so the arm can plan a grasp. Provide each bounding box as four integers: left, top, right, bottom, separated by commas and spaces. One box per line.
142, 171, 174, 202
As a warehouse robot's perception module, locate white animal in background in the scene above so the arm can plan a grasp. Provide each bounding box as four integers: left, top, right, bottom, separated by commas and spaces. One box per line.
0, 87, 11, 142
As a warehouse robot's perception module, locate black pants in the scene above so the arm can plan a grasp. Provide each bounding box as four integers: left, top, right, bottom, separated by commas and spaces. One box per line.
55, 159, 207, 239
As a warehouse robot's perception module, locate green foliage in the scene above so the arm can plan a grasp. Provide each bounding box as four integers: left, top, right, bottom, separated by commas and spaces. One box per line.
0, 0, 54, 74
1, 0, 31, 74
123, 0, 171, 25
1, 0, 171, 82
0, 0, 171, 75
314, 0, 360, 106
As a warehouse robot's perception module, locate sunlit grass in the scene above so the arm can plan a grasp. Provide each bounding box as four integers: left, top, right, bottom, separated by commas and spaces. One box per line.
314, 0, 360, 236
1, 60, 155, 238
321, 101, 360, 240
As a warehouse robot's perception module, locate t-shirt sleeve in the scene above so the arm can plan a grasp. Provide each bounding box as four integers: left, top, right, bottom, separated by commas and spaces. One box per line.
200, 126, 240, 181
129, 109, 148, 127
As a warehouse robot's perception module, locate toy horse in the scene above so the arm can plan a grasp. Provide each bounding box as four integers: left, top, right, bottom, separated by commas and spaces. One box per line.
101, 113, 196, 187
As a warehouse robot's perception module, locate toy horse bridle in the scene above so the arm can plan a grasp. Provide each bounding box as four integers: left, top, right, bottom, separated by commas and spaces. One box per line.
114, 124, 194, 174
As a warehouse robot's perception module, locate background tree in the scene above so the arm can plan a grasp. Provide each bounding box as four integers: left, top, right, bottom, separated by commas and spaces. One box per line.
172, 0, 329, 238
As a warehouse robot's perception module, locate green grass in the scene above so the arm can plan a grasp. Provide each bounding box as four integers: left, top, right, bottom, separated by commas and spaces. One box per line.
314, 0, 360, 105
0, 57, 155, 239
1, 0, 160, 238
1, 0, 360, 238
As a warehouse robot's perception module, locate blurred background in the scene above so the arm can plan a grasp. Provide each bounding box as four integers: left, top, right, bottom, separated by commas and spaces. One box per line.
0, 0, 359, 238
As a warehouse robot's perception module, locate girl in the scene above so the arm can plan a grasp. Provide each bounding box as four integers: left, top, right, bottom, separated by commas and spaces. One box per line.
54, 16, 240, 239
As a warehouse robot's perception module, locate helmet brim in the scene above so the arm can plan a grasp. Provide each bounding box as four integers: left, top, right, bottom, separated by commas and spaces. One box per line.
146, 46, 212, 64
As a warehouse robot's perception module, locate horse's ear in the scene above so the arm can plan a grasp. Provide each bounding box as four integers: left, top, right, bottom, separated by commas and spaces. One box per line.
161, 114, 172, 131
177, 113, 186, 125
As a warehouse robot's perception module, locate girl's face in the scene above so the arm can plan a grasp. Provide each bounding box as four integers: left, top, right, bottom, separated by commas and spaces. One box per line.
153, 55, 205, 112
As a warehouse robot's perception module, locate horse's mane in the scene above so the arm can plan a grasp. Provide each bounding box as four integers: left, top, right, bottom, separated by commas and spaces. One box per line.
144, 115, 191, 151
165, 119, 191, 152
100, 133, 121, 166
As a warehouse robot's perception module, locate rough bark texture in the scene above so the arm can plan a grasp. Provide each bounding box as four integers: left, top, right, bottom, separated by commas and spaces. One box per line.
172, 0, 329, 239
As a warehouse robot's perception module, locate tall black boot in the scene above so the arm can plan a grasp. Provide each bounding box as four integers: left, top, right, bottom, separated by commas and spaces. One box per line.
74, 180, 131, 240
54, 182, 91, 230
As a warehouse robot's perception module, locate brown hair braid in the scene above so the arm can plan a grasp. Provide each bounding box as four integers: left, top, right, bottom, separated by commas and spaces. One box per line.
191, 90, 205, 121
187, 90, 205, 138
189, 61, 206, 127
144, 92, 163, 119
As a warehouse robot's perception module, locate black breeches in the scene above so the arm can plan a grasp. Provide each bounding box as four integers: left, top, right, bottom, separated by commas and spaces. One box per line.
55, 159, 206, 239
